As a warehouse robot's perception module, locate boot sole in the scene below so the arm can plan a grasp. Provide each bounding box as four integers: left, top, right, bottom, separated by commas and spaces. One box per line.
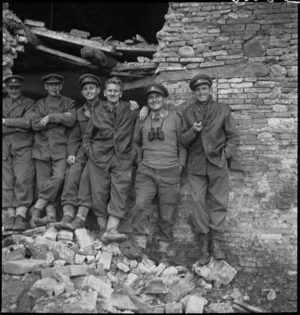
101, 235, 128, 244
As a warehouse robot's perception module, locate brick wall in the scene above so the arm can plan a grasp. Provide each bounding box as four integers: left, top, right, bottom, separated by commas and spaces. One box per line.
148, 2, 297, 272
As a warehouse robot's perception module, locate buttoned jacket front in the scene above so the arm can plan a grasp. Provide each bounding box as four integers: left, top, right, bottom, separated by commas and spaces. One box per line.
83, 100, 139, 170
32, 95, 76, 161
180, 97, 239, 175
2, 95, 35, 160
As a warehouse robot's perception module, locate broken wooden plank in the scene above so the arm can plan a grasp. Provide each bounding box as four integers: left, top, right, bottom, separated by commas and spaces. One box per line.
115, 45, 157, 55
112, 62, 157, 72
36, 45, 93, 65
81, 46, 117, 68
30, 28, 122, 56
233, 299, 268, 313
24, 19, 45, 28
70, 29, 90, 39
110, 72, 146, 78
122, 76, 156, 91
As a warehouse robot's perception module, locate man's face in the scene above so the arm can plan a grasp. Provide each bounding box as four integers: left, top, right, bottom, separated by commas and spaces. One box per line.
147, 92, 164, 112
6, 85, 22, 100
44, 83, 63, 96
194, 84, 211, 103
104, 83, 122, 104
81, 83, 100, 101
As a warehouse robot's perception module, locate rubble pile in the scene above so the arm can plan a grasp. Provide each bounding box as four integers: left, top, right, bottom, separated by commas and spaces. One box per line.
2, 222, 249, 314
2, 2, 27, 80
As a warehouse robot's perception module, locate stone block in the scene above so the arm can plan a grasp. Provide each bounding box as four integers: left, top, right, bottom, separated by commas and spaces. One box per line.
102, 243, 121, 256
117, 261, 130, 273
74, 228, 94, 250
81, 275, 113, 299
41, 265, 71, 278
185, 295, 208, 313
2, 246, 26, 261
51, 241, 75, 264
57, 230, 74, 242
143, 279, 169, 294
69, 264, 89, 277
166, 302, 183, 313
110, 292, 139, 312
75, 254, 86, 264
63, 291, 97, 313
207, 259, 237, 286
43, 227, 58, 241
160, 266, 179, 277
154, 262, 168, 276
30, 277, 65, 298
206, 302, 234, 313
53, 271, 75, 292
98, 251, 113, 271
164, 277, 196, 303
2, 259, 48, 275
22, 226, 46, 236
124, 273, 139, 287
35, 235, 55, 250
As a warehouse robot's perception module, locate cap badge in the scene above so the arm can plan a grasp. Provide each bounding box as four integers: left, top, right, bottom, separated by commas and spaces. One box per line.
12, 78, 16, 82
150, 86, 155, 91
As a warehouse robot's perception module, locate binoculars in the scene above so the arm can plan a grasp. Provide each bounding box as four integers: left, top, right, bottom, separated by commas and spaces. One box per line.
148, 127, 164, 141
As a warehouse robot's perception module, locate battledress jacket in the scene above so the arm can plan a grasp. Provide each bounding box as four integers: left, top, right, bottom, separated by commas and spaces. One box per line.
2, 95, 35, 160
180, 96, 240, 175
82, 100, 139, 170
31, 95, 76, 161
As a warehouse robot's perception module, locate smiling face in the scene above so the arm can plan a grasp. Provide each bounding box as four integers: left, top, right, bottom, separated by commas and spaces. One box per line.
81, 83, 100, 101
147, 92, 164, 112
194, 84, 211, 103
6, 85, 22, 100
44, 83, 63, 96
104, 83, 122, 105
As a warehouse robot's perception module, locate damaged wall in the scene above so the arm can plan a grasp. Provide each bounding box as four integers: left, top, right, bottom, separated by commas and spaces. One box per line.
150, 2, 297, 272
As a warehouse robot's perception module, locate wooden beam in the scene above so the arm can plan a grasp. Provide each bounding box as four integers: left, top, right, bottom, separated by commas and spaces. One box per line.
36, 45, 93, 66
112, 62, 157, 72
122, 76, 156, 91
31, 29, 122, 56
115, 45, 157, 54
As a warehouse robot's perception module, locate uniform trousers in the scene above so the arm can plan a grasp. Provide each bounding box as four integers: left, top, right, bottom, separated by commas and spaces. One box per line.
61, 154, 91, 208
131, 164, 181, 243
2, 146, 35, 209
88, 154, 133, 219
187, 158, 229, 235
35, 158, 67, 204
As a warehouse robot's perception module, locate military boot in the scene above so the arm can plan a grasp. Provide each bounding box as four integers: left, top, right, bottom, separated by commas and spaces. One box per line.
12, 215, 27, 232
62, 216, 86, 231
196, 232, 211, 265
101, 215, 128, 244
34, 204, 57, 227
29, 207, 42, 229
211, 231, 225, 260
54, 215, 74, 230
4, 216, 16, 231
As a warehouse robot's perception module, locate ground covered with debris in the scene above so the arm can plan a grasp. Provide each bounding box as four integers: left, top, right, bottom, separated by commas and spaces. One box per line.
2, 215, 297, 314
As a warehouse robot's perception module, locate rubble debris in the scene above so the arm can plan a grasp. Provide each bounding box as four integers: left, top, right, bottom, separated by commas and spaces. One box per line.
233, 299, 268, 313
2, 224, 243, 313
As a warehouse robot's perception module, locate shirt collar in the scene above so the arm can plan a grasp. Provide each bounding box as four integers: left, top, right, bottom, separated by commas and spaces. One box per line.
151, 109, 166, 119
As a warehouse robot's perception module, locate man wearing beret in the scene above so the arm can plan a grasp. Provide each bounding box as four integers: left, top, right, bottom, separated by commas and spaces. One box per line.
180, 74, 240, 264
2, 75, 36, 231
29, 74, 76, 227
82, 76, 148, 243
123, 83, 186, 265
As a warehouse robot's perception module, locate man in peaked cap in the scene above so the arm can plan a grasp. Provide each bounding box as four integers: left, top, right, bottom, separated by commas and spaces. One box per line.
2, 75, 36, 232
180, 73, 240, 264
82, 76, 149, 243
122, 83, 186, 265
54, 73, 102, 233
29, 73, 76, 227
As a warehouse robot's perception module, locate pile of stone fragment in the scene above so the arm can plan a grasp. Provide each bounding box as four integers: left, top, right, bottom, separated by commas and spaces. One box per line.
2, 224, 240, 313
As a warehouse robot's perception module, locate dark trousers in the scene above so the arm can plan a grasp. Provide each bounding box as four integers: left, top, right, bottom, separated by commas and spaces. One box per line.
35, 158, 67, 203
77, 162, 92, 208
187, 159, 229, 235
60, 154, 90, 207
88, 154, 133, 219
131, 164, 181, 243
2, 147, 35, 209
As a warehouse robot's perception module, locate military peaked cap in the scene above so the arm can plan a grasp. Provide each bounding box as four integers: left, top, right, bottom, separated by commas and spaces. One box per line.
42, 74, 64, 84
145, 83, 169, 97
189, 74, 213, 91
4, 75, 24, 86
78, 74, 101, 88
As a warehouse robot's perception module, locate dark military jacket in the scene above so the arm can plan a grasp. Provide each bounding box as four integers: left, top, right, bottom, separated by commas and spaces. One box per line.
32, 95, 76, 161
2, 95, 35, 160
180, 96, 240, 175
82, 100, 139, 170
67, 99, 101, 163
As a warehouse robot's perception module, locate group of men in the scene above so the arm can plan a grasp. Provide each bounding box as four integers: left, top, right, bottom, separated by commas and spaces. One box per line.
2, 72, 239, 265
